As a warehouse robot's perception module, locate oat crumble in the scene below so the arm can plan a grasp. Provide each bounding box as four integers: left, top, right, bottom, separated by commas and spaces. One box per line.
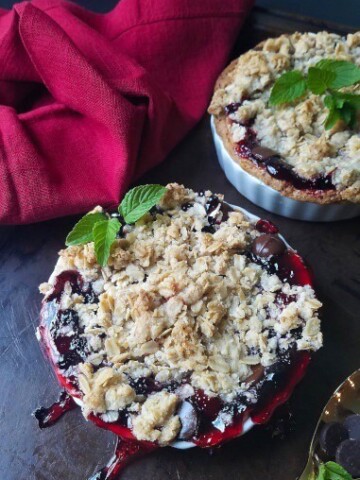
40, 183, 322, 444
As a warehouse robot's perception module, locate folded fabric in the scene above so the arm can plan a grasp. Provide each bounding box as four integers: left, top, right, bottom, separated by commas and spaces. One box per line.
0, 0, 253, 224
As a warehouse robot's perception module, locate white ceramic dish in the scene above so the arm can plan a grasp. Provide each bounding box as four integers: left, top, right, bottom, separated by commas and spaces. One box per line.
65, 204, 297, 451
211, 116, 360, 222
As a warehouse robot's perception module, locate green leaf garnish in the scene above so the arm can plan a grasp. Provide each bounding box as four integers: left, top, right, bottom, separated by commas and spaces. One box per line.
269, 70, 307, 105
332, 91, 360, 108
317, 464, 326, 480
324, 95, 336, 109
307, 67, 336, 95
65, 212, 107, 246
119, 184, 167, 224
270, 58, 360, 130
316, 59, 360, 89
65, 184, 167, 266
315, 461, 353, 480
324, 106, 341, 130
92, 218, 121, 267
338, 102, 357, 128
323, 92, 359, 129
323, 95, 341, 129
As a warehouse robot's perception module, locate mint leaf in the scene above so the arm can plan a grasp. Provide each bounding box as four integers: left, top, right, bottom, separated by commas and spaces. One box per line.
269, 71, 307, 106
324, 93, 359, 129
119, 184, 167, 224
317, 464, 326, 480
324, 108, 341, 130
332, 91, 360, 108
65, 212, 107, 246
339, 103, 357, 128
308, 67, 336, 94
324, 95, 340, 129
93, 218, 121, 266
324, 461, 352, 480
315, 462, 353, 480
316, 59, 360, 89
324, 95, 336, 109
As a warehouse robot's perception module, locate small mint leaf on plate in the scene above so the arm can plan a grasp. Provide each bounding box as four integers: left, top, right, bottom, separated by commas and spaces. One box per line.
65, 212, 107, 246
308, 67, 336, 94
323, 461, 352, 480
316, 59, 360, 89
269, 70, 307, 106
119, 184, 167, 224
93, 218, 121, 267
317, 464, 326, 480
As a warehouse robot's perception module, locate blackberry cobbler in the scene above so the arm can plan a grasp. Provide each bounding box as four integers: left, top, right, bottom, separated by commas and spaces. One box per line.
39, 184, 322, 448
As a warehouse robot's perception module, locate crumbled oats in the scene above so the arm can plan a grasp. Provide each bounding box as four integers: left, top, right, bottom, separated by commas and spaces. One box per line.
39, 282, 52, 295
42, 184, 322, 444
105, 384, 136, 411
131, 391, 180, 444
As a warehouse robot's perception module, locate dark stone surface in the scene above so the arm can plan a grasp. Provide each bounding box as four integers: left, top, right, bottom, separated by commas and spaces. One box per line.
0, 6, 359, 480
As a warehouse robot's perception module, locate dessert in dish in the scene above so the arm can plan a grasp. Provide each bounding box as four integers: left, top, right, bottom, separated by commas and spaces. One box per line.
37, 183, 322, 476
209, 32, 360, 206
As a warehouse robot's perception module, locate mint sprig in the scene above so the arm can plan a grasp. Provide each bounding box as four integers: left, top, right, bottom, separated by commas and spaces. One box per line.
316, 59, 360, 89
65, 212, 107, 246
65, 184, 167, 266
93, 219, 121, 267
269, 70, 307, 105
119, 184, 167, 224
316, 461, 352, 480
307, 67, 336, 95
269, 59, 360, 129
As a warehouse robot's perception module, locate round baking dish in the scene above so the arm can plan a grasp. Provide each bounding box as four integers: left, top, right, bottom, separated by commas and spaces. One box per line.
211, 117, 360, 222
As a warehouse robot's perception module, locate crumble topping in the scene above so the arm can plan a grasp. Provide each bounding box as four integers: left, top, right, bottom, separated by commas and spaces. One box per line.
132, 392, 181, 444
209, 32, 360, 201
41, 184, 322, 444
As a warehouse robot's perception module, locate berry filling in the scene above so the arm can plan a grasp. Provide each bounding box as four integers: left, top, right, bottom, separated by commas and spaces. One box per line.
225, 102, 243, 115
256, 219, 279, 234
225, 109, 336, 192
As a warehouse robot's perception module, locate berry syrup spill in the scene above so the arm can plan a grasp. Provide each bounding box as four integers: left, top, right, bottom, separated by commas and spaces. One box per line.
226, 105, 335, 192
264, 402, 296, 440
35, 206, 316, 478
88, 438, 158, 480
34, 390, 77, 428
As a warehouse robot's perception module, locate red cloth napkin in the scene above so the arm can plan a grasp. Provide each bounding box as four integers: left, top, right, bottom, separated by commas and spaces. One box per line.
0, 0, 253, 224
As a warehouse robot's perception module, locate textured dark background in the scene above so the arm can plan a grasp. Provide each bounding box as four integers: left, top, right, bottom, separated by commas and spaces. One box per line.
0, 2, 359, 480
0, 0, 118, 11
257, 0, 359, 28
0, 0, 359, 26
